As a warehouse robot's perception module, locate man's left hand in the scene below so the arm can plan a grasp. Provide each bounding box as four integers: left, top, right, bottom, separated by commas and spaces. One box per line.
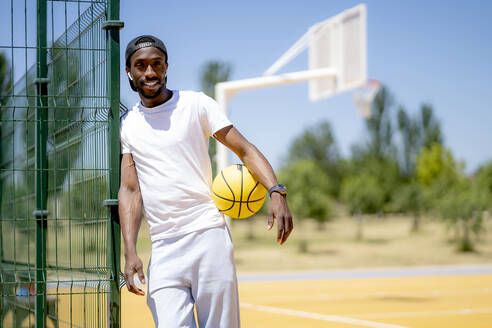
267, 193, 293, 245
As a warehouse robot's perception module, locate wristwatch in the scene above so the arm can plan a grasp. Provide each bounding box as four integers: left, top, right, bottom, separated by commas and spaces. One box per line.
268, 184, 287, 198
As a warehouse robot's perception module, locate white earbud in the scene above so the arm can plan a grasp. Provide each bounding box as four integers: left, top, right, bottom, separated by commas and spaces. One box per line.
127, 72, 133, 81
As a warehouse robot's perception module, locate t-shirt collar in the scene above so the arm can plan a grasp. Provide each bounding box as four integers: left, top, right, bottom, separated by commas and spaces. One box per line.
139, 90, 177, 114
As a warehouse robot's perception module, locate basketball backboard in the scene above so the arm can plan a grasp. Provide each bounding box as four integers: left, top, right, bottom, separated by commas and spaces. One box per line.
309, 4, 367, 100
264, 4, 367, 101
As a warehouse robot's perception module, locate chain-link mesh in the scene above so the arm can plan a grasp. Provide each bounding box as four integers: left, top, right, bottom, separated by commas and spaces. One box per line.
1, 1, 121, 327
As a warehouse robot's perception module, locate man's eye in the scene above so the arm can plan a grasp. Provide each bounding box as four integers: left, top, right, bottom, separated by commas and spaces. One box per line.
135, 62, 144, 68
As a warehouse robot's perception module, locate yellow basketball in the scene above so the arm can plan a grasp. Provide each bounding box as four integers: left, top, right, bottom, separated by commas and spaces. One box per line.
212, 164, 267, 219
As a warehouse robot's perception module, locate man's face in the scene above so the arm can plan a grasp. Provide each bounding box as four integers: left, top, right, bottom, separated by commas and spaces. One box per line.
126, 47, 168, 99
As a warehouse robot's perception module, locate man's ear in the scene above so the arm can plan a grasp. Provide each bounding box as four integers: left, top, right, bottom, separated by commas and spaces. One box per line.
126, 67, 137, 91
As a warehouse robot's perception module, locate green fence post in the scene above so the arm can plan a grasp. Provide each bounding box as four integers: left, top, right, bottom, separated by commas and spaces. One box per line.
105, 0, 123, 326
35, 0, 48, 327
0, 121, 3, 328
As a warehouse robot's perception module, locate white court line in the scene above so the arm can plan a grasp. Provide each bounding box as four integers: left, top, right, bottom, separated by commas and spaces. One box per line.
240, 302, 408, 328
352, 307, 492, 319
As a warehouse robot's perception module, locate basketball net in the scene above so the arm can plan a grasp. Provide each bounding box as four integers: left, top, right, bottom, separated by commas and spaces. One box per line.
352, 79, 381, 119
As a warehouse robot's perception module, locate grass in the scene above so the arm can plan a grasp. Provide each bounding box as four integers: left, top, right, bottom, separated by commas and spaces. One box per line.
125, 214, 492, 274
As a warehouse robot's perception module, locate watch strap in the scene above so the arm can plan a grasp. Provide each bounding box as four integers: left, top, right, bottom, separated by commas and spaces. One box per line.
268, 184, 287, 198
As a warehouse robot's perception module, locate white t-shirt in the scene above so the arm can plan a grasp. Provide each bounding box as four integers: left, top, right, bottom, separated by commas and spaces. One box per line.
120, 90, 232, 241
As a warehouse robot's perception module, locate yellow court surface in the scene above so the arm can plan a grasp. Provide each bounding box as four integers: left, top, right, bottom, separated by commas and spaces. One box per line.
122, 271, 492, 328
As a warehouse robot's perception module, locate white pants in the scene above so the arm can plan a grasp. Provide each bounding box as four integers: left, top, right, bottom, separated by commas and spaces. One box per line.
147, 225, 240, 328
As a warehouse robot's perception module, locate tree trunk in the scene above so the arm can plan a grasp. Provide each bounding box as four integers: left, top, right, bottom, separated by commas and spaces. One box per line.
246, 218, 255, 240
411, 212, 420, 232
297, 220, 308, 253
452, 223, 460, 243
356, 213, 364, 241
459, 219, 474, 252
298, 239, 308, 253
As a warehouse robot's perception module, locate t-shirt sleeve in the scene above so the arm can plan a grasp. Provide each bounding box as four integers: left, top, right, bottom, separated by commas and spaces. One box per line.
120, 117, 131, 154
198, 92, 232, 138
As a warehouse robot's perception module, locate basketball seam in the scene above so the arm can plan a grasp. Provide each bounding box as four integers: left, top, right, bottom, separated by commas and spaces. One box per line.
213, 192, 265, 203
238, 165, 244, 218
246, 181, 260, 213
220, 171, 235, 212
213, 193, 235, 212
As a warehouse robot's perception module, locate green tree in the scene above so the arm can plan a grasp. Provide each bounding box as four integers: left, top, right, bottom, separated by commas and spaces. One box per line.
420, 104, 443, 149
397, 107, 421, 178
348, 147, 400, 210
0, 53, 34, 249
286, 121, 341, 197
349, 85, 400, 209
437, 180, 488, 252
0, 52, 12, 105
200, 60, 232, 176
341, 173, 385, 240
278, 160, 333, 252
395, 105, 422, 230
396, 104, 443, 230
0, 52, 13, 227
474, 161, 492, 199
393, 181, 423, 232
200, 61, 231, 99
0, 52, 13, 163
416, 143, 462, 215
365, 86, 395, 161
414, 144, 487, 251
416, 143, 459, 188
397, 104, 443, 178
65, 174, 108, 220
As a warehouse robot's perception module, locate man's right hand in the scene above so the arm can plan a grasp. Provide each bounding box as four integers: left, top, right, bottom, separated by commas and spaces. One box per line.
124, 253, 146, 296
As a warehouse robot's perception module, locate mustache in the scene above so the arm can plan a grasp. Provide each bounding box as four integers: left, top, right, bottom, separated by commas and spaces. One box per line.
139, 77, 160, 84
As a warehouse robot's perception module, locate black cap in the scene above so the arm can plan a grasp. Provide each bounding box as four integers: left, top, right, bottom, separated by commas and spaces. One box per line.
125, 35, 168, 91
125, 35, 168, 67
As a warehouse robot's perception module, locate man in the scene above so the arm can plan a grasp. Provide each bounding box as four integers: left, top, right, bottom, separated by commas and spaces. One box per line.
119, 35, 293, 328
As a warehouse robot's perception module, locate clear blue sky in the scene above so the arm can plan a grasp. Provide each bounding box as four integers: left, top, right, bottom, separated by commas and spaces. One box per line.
119, 0, 492, 173
2, 1, 491, 173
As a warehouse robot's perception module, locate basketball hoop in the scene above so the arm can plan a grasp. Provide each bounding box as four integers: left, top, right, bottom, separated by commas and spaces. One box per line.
353, 79, 381, 118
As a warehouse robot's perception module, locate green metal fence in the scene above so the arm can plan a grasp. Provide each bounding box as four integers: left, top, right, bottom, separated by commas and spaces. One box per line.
0, 0, 122, 327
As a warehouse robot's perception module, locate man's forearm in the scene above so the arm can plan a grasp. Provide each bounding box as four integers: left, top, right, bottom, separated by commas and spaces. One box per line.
118, 189, 143, 256
214, 126, 279, 192
239, 143, 278, 191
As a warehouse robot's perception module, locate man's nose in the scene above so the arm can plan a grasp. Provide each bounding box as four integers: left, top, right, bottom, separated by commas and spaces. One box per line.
144, 65, 157, 79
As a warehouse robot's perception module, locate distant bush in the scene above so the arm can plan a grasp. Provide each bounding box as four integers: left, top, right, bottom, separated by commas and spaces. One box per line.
437, 180, 489, 252
341, 173, 385, 216
278, 159, 334, 224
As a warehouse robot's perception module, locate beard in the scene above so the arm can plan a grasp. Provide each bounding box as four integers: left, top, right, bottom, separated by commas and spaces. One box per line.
139, 84, 164, 99
137, 78, 165, 99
